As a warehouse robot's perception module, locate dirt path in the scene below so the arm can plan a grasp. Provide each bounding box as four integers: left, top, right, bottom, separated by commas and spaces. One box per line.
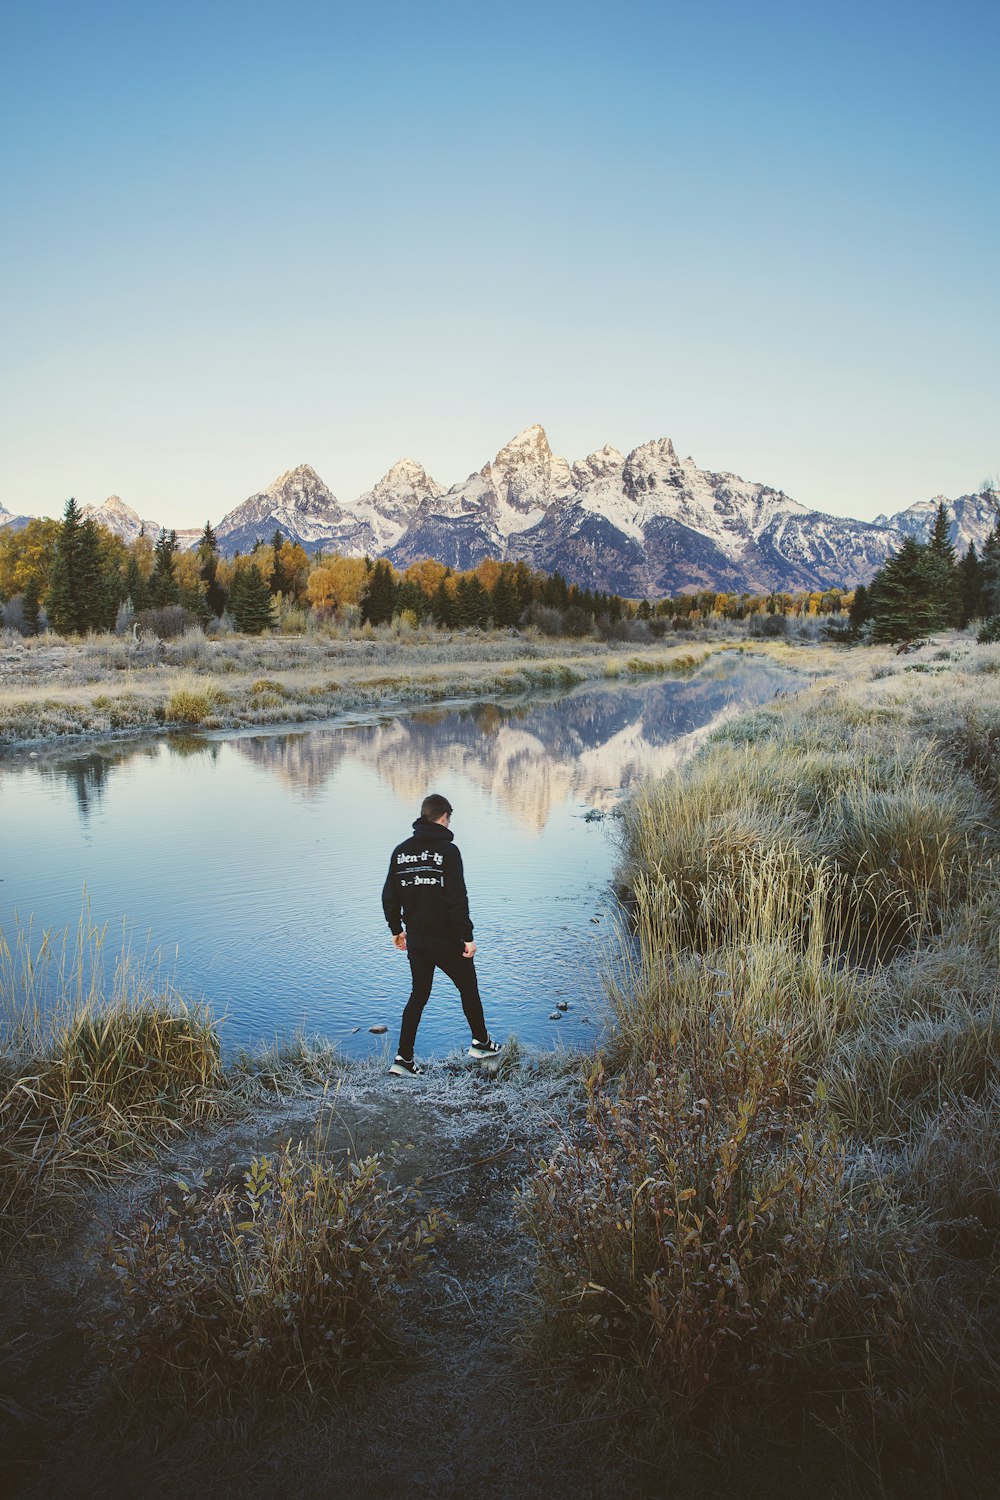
1, 1061, 633, 1500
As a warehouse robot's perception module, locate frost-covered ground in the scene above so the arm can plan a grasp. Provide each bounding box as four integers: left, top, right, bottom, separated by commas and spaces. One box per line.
1, 1054, 639, 1500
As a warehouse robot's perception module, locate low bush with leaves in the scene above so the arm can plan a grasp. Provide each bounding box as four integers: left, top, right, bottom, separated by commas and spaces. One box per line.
105, 1135, 439, 1406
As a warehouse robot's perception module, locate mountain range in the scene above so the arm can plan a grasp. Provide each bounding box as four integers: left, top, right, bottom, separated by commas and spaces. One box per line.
2, 426, 995, 595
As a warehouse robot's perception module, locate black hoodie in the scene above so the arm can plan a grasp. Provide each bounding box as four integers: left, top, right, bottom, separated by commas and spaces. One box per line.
381, 818, 474, 947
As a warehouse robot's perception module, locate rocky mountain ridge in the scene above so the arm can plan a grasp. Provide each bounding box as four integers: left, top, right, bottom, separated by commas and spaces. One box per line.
5, 429, 995, 595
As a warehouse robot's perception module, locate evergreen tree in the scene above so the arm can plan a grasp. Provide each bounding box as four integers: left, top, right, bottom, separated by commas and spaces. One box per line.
123, 553, 149, 614
928, 501, 956, 565
148, 530, 180, 608
510, 559, 534, 610
196, 522, 226, 616
21, 574, 41, 635
430, 577, 454, 627
491, 572, 520, 627
270, 528, 284, 595
541, 570, 569, 610
77, 516, 110, 630
360, 560, 397, 625
926, 500, 959, 624
396, 579, 430, 621
47, 498, 111, 633
848, 583, 872, 634
454, 574, 490, 627
869, 536, 952, 642
46, 498, 83, 633
229, 563, 275, 634
980, 527, 1000, 616
956, 544, 983, 628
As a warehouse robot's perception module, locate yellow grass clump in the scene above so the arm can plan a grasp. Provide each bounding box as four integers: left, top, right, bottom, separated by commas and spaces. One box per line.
0, 910, 224, 1243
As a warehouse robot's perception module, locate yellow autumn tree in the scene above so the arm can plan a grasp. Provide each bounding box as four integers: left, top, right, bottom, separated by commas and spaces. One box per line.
402, 557, 449, 596
278, 540, 311, 600
307, 555, 369, 613
474, 557, 502, 593
0, 517, 61, 596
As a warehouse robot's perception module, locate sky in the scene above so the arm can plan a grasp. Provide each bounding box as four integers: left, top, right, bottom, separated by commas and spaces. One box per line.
1, 0, 997, 530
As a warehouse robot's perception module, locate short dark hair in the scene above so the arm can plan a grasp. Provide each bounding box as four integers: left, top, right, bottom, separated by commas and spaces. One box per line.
421, 793, 453, 822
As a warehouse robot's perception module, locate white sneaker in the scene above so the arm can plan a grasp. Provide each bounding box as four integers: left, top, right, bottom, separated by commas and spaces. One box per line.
389, 1054, 423, 1077
467, 1037, 502, 1059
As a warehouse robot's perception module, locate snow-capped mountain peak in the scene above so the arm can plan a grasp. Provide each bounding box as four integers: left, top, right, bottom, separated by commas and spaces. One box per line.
480, 424, 573, 530
370, 458, 441, 504
81, 495, 163, 545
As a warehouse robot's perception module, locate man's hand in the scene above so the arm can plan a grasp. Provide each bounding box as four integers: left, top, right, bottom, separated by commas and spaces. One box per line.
463, 940, 476, 958
393, 932, 407, 952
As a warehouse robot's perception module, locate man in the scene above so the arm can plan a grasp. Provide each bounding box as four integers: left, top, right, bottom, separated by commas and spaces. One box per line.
381, 792, 502, 1076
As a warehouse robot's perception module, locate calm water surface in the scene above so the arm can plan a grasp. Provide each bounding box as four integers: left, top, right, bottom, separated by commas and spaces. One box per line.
0, 656, 800, 1057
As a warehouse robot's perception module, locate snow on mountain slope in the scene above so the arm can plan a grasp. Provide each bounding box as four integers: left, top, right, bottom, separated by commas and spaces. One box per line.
876, 491, 998, 555
81, 496, 164, 546
27, 424, 983, 594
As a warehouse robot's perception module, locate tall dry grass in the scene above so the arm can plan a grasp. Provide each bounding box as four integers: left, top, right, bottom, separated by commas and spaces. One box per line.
0, 910, 224, 1243
524, 655, 1000, 1489
105, 1118, 440, 1407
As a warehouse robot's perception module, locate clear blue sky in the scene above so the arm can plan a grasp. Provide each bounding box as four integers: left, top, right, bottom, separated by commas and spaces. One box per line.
1, 0, 997, 528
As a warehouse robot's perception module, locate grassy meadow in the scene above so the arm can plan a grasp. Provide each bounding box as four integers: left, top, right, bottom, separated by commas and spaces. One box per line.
1, 630, 998, 1496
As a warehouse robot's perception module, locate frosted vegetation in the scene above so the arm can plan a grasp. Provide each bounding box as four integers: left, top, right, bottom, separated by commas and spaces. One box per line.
1, 640, 999, 1493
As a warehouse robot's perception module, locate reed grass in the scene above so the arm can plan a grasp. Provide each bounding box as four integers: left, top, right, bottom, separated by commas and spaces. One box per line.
524, 652, 1000, 1487
0, 910, 224, 1243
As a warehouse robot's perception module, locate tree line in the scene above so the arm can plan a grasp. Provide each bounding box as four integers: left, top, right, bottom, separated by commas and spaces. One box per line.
4, 492, 997, 642
851, 497, 1000, 643
0, 504, 637, 637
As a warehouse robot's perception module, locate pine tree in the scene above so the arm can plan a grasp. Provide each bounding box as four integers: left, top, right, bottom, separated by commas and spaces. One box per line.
197, 522, 226, 617
430, 577, 454, 627
928, 501, 956, 565
270, 528, 284, 595
47, 498, 110, 633
926, 500, 959, 624
123, 553, 149, 613
229, 563, 275, 634
360, 560, 396, 625
46, 498, 84, 634
454, 574, 490, 627
981, 527, 1000, 617
21, 574, 40, 635
396, 579, 430, 621
869, 536, 951, 643
956, 544, 983, 628
78, 515, 113, 631
848, 583, 871, 634
148, 530, 180, 608
491, 572, 520, 627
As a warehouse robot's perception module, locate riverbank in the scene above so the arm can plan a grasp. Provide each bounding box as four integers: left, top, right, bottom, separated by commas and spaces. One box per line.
3, 633, 998, 1497
0, 628, 729, 752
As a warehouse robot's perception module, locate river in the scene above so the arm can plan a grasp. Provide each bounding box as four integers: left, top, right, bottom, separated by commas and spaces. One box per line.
0, 653, 800, 1057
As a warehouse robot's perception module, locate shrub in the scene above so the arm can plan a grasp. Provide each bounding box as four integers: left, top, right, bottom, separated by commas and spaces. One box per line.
137, 604, 198, 640
522, 1021, 854, 1424
105, 1134, 439, 1406
746, 611, 787, 638
976, 616, 1000, 644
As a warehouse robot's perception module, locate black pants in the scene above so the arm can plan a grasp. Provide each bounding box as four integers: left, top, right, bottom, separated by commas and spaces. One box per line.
397, 943, 487, 1059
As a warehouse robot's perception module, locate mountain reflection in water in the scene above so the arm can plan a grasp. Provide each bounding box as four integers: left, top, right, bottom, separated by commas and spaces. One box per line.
0, 655, 801, 1054
230, 655, 797, 833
